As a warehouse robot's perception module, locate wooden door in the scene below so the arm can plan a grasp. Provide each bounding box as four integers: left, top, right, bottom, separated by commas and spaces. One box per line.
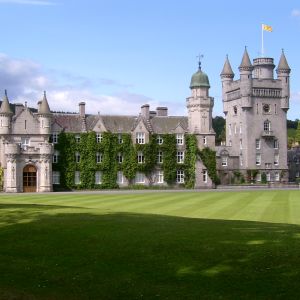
23, 165, 37, 192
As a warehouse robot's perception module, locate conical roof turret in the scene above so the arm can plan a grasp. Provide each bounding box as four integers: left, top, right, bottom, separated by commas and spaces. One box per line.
277, 50, 291, 73
0, 90, 13, 115
239, 47, 253, 71
39, 91, 51, 115
220, 55, 234, 78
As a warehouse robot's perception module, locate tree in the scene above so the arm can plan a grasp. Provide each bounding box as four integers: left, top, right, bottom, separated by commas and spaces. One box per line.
295, 121, 300, 145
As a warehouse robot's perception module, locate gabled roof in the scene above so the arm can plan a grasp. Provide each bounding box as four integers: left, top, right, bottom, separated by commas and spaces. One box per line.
151, 116, 188, 134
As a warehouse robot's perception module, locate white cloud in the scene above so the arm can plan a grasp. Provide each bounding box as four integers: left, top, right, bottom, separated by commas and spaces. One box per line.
0, 0, 56, 5
0, 53, 177, 116
291, 9, 300, 17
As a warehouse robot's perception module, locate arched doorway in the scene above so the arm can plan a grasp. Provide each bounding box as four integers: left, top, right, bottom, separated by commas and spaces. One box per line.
23, 165, 37, 192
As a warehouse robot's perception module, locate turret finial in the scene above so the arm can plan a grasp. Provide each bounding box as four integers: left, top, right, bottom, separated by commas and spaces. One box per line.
197, 54, 204, 71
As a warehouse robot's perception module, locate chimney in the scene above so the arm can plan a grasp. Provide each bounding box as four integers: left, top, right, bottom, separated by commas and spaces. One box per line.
141, 104, 150, 119
79, 102, 86, 118
149, 110, 156, 118
156, 107, 168, 116
15, 103, 24, 116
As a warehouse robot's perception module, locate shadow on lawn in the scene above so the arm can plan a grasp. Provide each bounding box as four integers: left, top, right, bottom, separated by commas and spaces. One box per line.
1, 203, 300, 300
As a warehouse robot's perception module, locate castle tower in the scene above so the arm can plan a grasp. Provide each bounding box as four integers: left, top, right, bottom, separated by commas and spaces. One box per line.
38, 91, 52, 135
186, 61, 215, 149
220, 55, 235, 115
220, 49, 290, 183
0, 90, 13, 135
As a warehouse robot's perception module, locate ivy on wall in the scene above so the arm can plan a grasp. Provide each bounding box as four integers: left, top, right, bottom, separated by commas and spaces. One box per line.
0, 166, 3, 191
198, 147, 220, 185
53, 131, 217, 190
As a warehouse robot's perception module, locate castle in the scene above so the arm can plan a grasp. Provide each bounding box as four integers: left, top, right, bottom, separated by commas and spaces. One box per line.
0, 49, 291, 192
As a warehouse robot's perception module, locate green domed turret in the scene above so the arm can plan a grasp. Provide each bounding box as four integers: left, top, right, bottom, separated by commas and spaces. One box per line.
190, 68, 210, 89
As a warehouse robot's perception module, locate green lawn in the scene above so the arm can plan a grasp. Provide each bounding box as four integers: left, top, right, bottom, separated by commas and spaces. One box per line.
1, 190, 300, 299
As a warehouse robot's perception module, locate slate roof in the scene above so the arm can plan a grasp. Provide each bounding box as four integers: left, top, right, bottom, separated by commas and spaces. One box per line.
53, 113, 188, 134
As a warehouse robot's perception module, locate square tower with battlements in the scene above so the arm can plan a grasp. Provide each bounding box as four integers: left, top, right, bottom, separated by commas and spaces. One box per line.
220, 48, 291, 183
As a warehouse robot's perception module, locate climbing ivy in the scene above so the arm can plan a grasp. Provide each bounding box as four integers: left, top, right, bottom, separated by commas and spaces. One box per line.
53, 131, 217, 190
184, 134, 197, 188
198, 147, 220, 185
0, 166, 3, 191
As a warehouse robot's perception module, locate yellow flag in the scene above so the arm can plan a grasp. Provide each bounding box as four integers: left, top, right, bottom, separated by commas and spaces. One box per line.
262, 24, 273, 32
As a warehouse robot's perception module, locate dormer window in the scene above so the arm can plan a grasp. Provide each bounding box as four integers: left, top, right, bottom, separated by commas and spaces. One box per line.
136, 132, 145, 144
176, 133, 184, 145
96, 133, 102, 143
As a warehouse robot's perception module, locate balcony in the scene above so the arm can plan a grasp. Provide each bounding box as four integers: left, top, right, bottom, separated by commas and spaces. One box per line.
261, 130, 275, 139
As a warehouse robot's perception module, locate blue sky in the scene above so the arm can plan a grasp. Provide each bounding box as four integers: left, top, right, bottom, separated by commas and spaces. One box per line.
0, 0, 299, 119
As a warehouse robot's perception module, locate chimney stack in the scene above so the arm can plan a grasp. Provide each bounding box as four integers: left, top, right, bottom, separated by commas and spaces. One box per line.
79, 102, 86, 118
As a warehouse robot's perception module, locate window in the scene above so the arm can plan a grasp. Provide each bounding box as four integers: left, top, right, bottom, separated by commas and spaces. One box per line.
234, 123, 237, 134
265, 163, 272, 169
263, 104, 270, 113
266, 172, 271, 182
229, 140, 232, 147
117, 171, 124, 184
136, 132, 145, 144
296, 171, 300, 178
256, 139, 261, 150
21, 137, 30, 150
52, 171, 60, 184
96, 133, 102, 143
203, 170, 208, 183
53, 150, 59, 163
233, 106, 237, 115
75, 135, 81, 143
274, 139, 279, 149
275, 172, 280, 182
256, 154, 261, 165
177, 151, 184, 164
239, 123, 242, 134
75, 152, 80, 163
95, 171, 102, 184
52, 133, 58, 144
157, 151, 163, 164
240, 139, 243, 150
274, 154, 279, 165
229, 124, 232, 135
117, 152, 123, 163
264, 120, 271, 132
156, 171, 164, 183
221, 156, 228, 166
96, 152, 103, 163
75, 171, 80, 184
137, 151, 144, 163
157, 135, 163, 145
176, 170, 184, 183
118, 134, 123, 144
135, 172, 145, 183
240, 155, 243, 166
176, 133, 184, 145
203, 136, 207, 145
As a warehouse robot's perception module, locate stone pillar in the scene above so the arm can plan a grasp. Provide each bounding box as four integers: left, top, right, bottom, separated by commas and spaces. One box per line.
4, 143, 20, 192
39, 143, 53, 192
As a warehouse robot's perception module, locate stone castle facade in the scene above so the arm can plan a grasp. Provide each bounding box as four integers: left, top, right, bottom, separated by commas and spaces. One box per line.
0, 49, 292, 192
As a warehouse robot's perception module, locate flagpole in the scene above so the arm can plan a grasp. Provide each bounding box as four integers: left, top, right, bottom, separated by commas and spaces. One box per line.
261, 24, 264, 57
